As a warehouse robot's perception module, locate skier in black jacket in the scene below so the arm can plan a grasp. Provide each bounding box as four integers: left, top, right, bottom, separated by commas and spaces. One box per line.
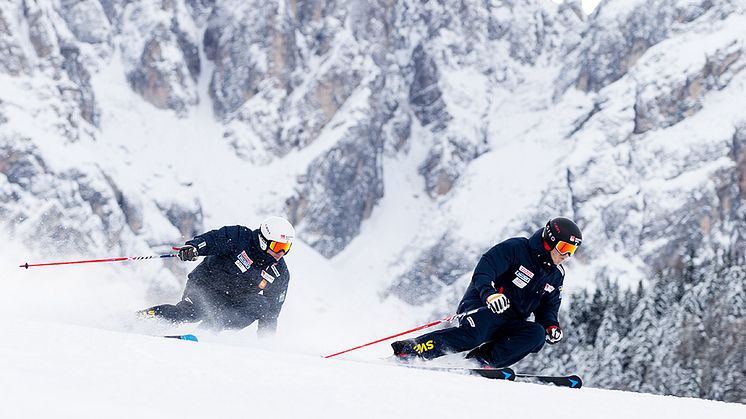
138, 216, 295, 337
391, 217, 582, 367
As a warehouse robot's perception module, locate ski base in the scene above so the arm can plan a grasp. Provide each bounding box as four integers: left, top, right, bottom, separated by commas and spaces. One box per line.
164, 334, 199, 342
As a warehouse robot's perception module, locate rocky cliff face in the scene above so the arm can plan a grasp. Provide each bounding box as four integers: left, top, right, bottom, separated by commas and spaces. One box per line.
0, 0, 586, 255
1, 0, 744, 401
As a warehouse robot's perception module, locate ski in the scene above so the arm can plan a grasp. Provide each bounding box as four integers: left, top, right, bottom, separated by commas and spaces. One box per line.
406, 365, 581, 388
400, 364, 516, 381
380, 358, 581, 387
515, 373, 583, 388
467, 368, 582, 388
163, 334, 199, 342
467, 367, 516, 380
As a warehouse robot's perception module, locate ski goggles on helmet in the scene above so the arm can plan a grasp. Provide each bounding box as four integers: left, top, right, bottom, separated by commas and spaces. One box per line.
555, 241, 578, 256
268, 240, 292, 254
259, 233, 292, 254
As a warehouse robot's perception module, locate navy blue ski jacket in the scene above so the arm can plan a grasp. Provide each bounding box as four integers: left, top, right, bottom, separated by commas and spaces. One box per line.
185, 225, 290, 334
457, 228, 564, 328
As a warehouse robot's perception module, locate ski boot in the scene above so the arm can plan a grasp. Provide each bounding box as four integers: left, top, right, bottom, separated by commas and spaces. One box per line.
391, 339, 421, 363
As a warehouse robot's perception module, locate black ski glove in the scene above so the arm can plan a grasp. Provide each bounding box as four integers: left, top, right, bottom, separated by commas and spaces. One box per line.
178, 245, 199, 261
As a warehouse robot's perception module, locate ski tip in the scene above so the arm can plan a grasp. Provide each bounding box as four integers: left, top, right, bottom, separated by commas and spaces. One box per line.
502, 368, 516, 381
568, 375, 583, 388
164, 334, 199, 342
179, 334, 199, 342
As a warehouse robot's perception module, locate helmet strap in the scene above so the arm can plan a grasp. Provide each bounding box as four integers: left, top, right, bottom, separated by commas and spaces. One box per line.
258, 233, 268, 251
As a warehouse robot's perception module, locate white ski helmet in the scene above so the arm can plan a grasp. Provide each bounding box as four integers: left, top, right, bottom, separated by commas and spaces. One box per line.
259, 216, 295, 254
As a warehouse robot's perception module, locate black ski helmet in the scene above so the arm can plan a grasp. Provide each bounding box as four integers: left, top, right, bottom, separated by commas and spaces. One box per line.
542, 217, 582, 254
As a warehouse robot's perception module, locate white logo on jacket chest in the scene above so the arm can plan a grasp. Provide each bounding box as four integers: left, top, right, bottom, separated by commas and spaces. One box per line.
544, 283, 555, 293
512, 265, 534, 289
234, 251, 253, 273
261, 270, 275, 283
258, 267, 278, 290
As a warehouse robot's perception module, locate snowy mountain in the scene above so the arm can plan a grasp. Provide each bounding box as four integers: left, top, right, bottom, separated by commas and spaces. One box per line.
1, 0, 744, 404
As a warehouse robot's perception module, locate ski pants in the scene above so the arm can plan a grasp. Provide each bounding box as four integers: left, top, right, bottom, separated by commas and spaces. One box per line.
144, 278, 267, 330
410, 308, 546, 368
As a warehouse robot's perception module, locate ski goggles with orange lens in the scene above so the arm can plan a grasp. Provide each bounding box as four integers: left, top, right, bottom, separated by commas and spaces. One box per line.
555, 241, 578, 256
268, 240, 292, 254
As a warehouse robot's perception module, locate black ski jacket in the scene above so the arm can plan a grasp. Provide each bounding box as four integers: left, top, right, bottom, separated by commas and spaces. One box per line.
185, 225, 290, 334
457, 228, 564, 328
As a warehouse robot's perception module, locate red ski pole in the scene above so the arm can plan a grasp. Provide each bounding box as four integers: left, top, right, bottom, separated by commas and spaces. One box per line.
323, 307, 487, 359
19, 251, 180, 269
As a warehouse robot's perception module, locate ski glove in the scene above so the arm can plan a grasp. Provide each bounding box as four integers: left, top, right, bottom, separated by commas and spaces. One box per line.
486, 293, 510, 314
545, 325, 563, 344
178, 245, 199, 261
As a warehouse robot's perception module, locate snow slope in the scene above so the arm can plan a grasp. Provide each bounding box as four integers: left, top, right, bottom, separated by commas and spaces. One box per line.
0, 320, 743, 419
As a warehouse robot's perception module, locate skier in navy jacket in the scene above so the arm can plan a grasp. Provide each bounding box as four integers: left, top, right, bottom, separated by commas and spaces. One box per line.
138, 216, 295, 337
392, 217, 582, 367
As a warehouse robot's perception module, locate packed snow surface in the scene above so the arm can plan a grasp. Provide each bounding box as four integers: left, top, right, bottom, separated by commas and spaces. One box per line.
0, 320, 743, 418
